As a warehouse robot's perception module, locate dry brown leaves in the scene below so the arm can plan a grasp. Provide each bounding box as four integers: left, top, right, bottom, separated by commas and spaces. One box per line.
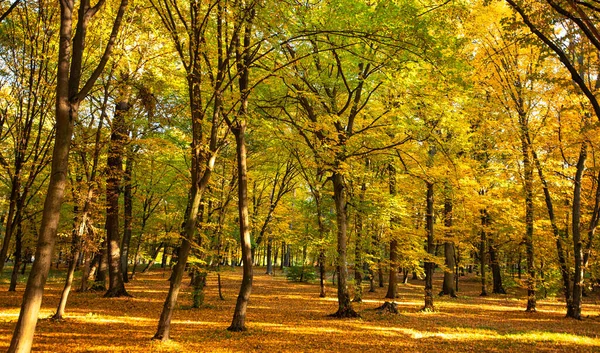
1, 268, 600, 352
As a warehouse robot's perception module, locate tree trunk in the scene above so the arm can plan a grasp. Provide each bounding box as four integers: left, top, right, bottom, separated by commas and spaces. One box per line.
7, 5, 77, 347
386, 164, 397, 299
121, 154, 134, 283
441, 184, 456, 297
8, 223, 23, 292
319, 249, 326, 298
141, 242, 164, 273
489, 241, 506, 294
266, 237, 273, 275
0, 174, 20, 273
353, 182, 366, 302
104, 100, 129, 298
520, 115, 536, 312
329, 171, 358, 318
228, 122, 254, 331
531, 143, 572, 314
570, 144, 587, 319
422, 181, 435, 311
480, 208, 488, 297
52, 227, 82, 319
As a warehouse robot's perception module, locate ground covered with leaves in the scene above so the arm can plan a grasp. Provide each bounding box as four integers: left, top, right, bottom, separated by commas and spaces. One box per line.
1, 267, 599, 352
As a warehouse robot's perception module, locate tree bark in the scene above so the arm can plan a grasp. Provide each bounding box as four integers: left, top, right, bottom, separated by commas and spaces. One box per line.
8, 223, 23, 292
330, 171, 358, 317
104, 100, 130, 298
519, 114, 536, 312
353, 182, 366, 303
480, 207, 488, 297
530, 141, 572, 314
7, 0, 85, 347
0, 175, 19, 273
228, 122, 254, 331
422, 181, 435, 311
266, 237, 273, 275
386, 164, 398, 300
52, 219, 83, 319
441, 183, 456, 297
570, 144, 587, 319
121, 154, 134, 283
489, 240, 506, 294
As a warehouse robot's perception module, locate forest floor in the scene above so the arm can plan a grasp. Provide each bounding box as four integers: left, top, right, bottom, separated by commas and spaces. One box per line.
1, 266, 600, 352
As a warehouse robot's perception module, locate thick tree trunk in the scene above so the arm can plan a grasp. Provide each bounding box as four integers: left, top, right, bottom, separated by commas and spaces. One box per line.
104, 100, 129, 298
489, 241, 506, 294
330, 171, 358, 318
228, 123, 254, 331
442, 242, 456, 297
422, 181, 435, 312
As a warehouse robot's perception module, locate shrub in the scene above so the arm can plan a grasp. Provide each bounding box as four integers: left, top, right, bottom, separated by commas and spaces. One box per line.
284, 266, 317, 282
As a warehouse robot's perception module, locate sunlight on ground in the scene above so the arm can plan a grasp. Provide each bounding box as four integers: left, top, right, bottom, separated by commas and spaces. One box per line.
1, 269, 600, 352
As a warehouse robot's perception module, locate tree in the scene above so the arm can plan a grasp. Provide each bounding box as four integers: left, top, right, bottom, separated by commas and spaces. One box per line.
8, 0, 128, 350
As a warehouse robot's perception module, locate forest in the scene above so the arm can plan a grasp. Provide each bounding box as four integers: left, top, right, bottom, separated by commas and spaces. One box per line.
1, 0, 600, 352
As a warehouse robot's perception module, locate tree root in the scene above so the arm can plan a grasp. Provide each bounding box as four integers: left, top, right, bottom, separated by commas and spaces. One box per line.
328, 307, 360, 318
103, 288, 133, 298
227, 325, 247, 332
375, 301, 398, 314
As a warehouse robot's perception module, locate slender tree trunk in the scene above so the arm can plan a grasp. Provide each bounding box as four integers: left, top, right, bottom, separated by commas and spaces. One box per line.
422, 181, 435, 311
386, 241, 398, 299
52, 196, 88, 319
531, 144, 572, 314
142, 242, 164, 273
121, 155, 134, 283
228, 122, 254, 331
0, 175, 19, 273
52, 229, 82, 319
520, 116, 536, 312
319, 249, 326, 298
480, 208, 488, 297
386, 164, 397, 299
129, 231, 144, 280
353, 182, 366, 302
570, 144, 587, 319
441, 184, 456, 297
266, 237, 273, 275
8, 223, 23, 292
153, 175, 207, 339
280, 241, 285, 269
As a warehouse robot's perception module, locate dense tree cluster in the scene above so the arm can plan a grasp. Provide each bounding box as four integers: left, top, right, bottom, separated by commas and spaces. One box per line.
1, 0, 600, 351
